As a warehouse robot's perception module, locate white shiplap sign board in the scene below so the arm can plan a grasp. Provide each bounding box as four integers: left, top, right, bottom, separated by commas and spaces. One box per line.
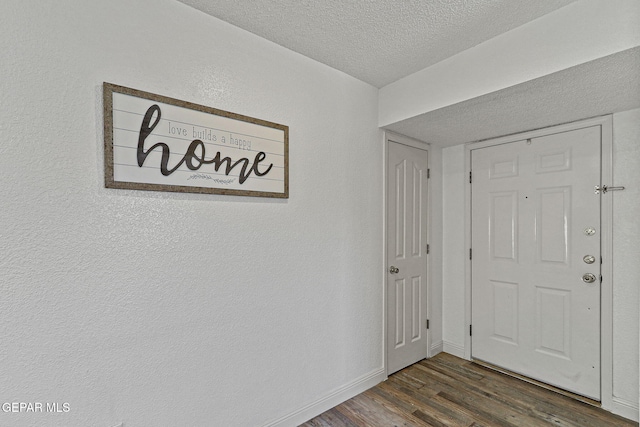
103, 83, 288, 198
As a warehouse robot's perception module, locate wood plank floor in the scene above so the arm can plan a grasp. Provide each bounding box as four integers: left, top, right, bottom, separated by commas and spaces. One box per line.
301, 353, 638, 427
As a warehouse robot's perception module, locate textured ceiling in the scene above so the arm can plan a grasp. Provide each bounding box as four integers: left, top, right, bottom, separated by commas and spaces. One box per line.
177, 0, 576, 88
386, 47, 640, 146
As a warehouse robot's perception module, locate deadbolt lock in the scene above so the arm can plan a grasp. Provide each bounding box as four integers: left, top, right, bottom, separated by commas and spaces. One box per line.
583, 255, 596, 264
582, 273, 597, 283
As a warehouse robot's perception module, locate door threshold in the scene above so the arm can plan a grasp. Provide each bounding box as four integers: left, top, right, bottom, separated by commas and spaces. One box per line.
472, 359, 601, 407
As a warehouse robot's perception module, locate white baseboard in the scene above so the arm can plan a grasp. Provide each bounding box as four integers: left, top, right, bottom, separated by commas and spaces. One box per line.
442, 341, 466, 358
262, 367, 386, 427
609, 396, 639, 422
430, 340, 443, 357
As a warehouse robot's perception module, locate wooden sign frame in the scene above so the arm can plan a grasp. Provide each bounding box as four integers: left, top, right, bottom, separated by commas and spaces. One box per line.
103, 82, 289, 198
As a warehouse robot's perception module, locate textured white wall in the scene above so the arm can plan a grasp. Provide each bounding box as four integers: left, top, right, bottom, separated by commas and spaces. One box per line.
612, 108, 640, 408
441, 145, 466, 354
441, 112, 640, 414
428, 146, 444, 352
0, 1, 382, 426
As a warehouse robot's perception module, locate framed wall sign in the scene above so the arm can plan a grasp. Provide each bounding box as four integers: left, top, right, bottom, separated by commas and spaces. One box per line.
103, 82, 289, 198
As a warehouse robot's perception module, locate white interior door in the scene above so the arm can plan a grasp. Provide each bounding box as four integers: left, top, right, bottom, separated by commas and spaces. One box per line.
471, 125, 602, 399
387, 140, 429, 375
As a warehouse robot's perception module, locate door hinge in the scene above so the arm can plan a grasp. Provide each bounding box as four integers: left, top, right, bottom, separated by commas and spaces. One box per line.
600, 275, 603, 283
426, 244, 430, 254
469, 171, 472, 184
469, 248, 472, 260
469, 325, 472, 336
427, 168, 430, 179
426, 319, 430, 330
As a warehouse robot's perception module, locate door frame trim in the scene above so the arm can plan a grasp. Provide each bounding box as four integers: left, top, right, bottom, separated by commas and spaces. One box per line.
383, 131, 432, 376
463, 115, 614, 409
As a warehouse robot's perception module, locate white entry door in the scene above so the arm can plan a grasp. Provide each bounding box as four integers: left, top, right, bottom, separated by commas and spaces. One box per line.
387, 140, 429, 375
471, 125, 602, 399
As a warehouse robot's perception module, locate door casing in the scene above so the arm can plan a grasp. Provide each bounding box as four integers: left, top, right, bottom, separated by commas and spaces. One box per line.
384, 131, 432, 376
463, 115, 614, 411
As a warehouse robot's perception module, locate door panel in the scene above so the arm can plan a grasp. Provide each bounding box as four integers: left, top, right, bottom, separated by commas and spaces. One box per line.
537, 186, 571, 264
387, 141, 428, 375
471, 125, 601, 400
490, 191, 518, 261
